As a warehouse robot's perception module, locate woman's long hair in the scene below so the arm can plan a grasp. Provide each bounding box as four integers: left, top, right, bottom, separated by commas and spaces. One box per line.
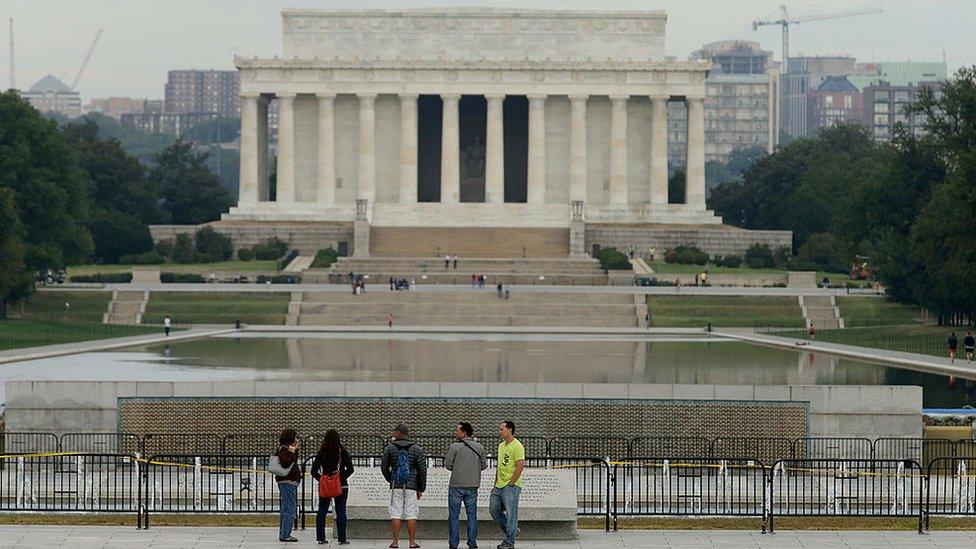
316, 429, 343, 468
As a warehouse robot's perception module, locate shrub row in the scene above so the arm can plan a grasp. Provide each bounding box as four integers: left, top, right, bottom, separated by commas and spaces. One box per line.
310, 247, 340, 269
238, 237, 289, 261
69, 273, 133, 283
596, 247, 632, 270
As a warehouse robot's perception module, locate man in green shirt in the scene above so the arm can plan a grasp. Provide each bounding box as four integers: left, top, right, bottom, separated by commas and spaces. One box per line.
489, 421, 524, 549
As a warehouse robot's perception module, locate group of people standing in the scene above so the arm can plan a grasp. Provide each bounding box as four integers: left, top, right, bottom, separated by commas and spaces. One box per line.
272, 421, 526, 549
444, 254, 461, 269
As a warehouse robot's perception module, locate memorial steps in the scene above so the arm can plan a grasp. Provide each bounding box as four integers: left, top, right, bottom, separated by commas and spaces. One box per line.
303, 256, 625, 286
368, 227, 570, 258
800, 294, 845, 330
288, 291, 639, 328
103, 290, 148, 325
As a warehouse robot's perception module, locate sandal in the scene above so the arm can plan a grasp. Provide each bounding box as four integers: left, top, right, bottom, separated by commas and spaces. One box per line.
389, 544, 398, 549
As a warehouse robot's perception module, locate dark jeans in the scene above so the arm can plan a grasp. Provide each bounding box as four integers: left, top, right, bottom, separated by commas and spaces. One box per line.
448, 487, 478, 548
278, 482, 297, 541
316, 487, 349, 542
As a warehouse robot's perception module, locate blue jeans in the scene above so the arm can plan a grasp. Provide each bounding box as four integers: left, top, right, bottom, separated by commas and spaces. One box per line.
316, 487, 349, 542
277, 482, 297, 541
448, 487, 479, 548
489, 485, 521, 546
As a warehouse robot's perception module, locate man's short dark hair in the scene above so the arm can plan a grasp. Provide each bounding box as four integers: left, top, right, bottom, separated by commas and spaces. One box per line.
503, 420, 516, 435
394, 423, 410, 436
459, 422, 473, 437
279, 428, 298, 445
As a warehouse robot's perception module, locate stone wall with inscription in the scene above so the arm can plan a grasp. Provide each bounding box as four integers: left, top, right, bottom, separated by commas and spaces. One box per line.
281, 8, 666, 64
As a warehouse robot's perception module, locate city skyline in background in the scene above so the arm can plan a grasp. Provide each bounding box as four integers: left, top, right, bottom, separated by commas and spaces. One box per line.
2, 0, 974, 100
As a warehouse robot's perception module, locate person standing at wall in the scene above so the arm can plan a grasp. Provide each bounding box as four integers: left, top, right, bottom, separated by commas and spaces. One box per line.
490, 421, 524, 549
272, 428, 302, 542
444, 422, 487, 549
311, 429, 354, 545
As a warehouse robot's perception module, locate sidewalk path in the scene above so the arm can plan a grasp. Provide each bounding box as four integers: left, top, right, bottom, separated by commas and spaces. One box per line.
0, 326, 235, 365
0, 526, 971, 548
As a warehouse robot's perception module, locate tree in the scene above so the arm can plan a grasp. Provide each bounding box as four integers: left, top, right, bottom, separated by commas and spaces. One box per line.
88, 210, 154, 264
151, 138, 233, 224
705, 145, 767, 191
0, 188, 33, 318
0, 91, 93, 269
194, 226, 233, 261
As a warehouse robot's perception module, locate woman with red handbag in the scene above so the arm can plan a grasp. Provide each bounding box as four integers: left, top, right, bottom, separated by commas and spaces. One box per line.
311, 429, 355, 544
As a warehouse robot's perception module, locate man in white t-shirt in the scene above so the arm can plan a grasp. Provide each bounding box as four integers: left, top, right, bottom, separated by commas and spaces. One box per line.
163, 316, 171, 337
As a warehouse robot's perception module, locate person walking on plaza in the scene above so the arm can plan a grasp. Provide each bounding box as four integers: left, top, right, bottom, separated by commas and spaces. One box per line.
948, 332, 959, 363
388, 312, 396, 329
272, 428, 302, 542
490, 421, 524, 549
453, 254, 459, 269
445, 254, 451, 269
808, 322, 816, 340
311, 429, 354, 545
965, 331, 975, 362
381, 424, 427, 549
163, 315, 171, 337
444, 422, 488, 549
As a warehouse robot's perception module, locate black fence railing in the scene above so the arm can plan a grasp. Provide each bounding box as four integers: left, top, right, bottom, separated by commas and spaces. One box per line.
925, 457, 976, 527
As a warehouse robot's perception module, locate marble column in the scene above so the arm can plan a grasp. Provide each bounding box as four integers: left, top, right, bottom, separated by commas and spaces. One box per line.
315, 93, 336, 205
275, 93, 296, 204
650, 95, 669, 206
238, 93, 259, 204
440, 94, 461, 203
485, 94, 505, 203
256, 96, 269, 201
399, 94, 419, 204
609, 94, 629, 206
526, 94, 546, 204
569, 94, 588, 204
358, 93, 376, 204
685, 97, 706, 209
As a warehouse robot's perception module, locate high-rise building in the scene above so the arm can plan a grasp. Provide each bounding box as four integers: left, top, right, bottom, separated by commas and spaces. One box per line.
781, 56, 857, 138
121, 111, 219, 135
669, 40, 780, 166
22, 74, 81, 117
808, 75, 862, 132
164, 70, 240, 117
862, 81, 942, 141
85, 97, 152, 120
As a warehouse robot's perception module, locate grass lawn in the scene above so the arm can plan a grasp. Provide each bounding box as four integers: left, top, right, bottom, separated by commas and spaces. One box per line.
647, 295, 804, 328
774, 324, 958, 358
647, 261, 786, 276
68, 260, 280, 276
142, 291, 290, 326
14, 290, 112, 323
0, 319, 157, 351
837, 296, 928, 326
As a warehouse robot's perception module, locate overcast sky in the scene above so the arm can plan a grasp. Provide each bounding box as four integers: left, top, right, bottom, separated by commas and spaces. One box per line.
3, 0, 974, 100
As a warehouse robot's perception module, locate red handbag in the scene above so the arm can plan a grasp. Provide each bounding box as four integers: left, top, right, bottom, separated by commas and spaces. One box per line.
318, 471, 343, 499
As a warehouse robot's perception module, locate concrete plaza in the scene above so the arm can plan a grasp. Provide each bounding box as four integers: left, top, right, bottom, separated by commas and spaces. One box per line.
0, 526, 973, 548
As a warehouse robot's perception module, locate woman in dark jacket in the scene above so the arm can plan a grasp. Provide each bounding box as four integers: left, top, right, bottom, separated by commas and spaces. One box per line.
275, 428, 302, 542
311, 429, 355, 544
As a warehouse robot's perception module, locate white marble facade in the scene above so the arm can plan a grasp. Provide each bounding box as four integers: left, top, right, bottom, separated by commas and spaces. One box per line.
226, 8, 721, 228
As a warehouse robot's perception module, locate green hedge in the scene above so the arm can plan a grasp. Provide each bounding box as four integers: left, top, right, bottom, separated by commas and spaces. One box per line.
160, 272, 206, 283
596, 247, 632, 270
69, 273, 133, 283
311, 247, 340, 269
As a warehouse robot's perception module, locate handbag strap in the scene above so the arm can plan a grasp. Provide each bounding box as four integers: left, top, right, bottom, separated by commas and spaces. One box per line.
459, 439, 485, 461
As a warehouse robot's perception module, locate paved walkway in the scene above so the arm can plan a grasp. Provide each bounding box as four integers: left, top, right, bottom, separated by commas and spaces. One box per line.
0, 326, 234, 365
0, 526, 971, 548
717, 329, 976, 380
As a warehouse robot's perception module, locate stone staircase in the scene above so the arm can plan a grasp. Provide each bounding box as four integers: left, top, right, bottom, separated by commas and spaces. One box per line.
103, 290, 149, 325
303, 257, 630, 286
287, 290, 639, 328
800, 294, 844, 330
284, 255, 314, 272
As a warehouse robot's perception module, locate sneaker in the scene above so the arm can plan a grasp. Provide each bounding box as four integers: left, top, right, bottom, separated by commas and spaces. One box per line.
496, 543, 513, 549
281, 538, 299, 543
318, 541, 329, 545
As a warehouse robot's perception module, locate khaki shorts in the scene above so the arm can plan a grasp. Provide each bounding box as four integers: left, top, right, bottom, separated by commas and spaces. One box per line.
389, 488, 419, 520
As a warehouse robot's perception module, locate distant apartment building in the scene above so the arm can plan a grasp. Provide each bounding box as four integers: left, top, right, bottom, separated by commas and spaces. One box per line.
808, 75, 862, 132
121, 111, 219, 135
862, 81, 943, 141
22, 75, 81, 117
164, 70, 240, 117
669, 40, 780, 167
86, 97, 153, 120
781, 56, 857, 138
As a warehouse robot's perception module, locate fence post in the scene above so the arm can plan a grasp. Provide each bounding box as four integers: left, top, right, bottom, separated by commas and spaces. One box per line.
603, 457, 612, 533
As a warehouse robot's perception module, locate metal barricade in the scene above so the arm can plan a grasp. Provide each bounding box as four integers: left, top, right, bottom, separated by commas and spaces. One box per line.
547, 457, 613, 530
873, 438, 955, 471
711, 437, 793, 464
222, 434, 281, 457
614, 457, 766, 522
143, 453, 301, 529
141, 434, 224, 457
0, 432, 59, 454
549, 437, 629, 460
768, 459, 924, 533
59, 433, 142, 455
0, 453, 142, 526
925, 457, 976, 528
793, 437, 874, 460
629, 437, 711, 459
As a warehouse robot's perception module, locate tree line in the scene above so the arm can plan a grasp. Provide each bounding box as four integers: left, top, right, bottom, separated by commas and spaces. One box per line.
0, 91, 233, 317
708, 65, 976, 319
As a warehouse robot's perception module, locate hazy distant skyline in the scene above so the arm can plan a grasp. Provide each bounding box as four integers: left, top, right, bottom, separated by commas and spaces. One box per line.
3, 0, 974, 100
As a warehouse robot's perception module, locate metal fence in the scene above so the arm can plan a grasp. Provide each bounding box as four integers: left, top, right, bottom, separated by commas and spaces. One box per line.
768, 459, 925, 533
925, 457, 976, 527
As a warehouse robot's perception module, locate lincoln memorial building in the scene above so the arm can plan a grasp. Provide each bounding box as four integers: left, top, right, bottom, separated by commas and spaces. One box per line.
219, 8, 791, 258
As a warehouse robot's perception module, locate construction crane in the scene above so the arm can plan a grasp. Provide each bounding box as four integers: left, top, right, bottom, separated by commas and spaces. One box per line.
753, 5, 883, 73
70, 28, 103, 90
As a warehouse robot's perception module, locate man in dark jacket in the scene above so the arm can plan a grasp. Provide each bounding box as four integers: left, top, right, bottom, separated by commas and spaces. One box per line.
381, 423, 427, 549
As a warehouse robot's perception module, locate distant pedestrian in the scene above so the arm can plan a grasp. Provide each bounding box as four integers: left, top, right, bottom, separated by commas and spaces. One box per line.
471, 274, 478, 289
965, 332, 975, 362
644, 311, 652, 329
675, 278, 681, 293
490, 421, 524, 549
388, 312, 396, 329
445, 254, 451, 269
497, 283, 503, 298
504, 286, 510, 300
445, 422, 487, 549
808, 322, 816, 340
701, 272, 708, 287
272, 428, 302, 543
311, 429, 354, 545
453, 254, 459, 269
478, 275, 485, 290
949, 332, 959, 363
390, 277, 396, 291
163, 315, 172, 337
381, 424, 427, 549
822, 276, 830, 289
